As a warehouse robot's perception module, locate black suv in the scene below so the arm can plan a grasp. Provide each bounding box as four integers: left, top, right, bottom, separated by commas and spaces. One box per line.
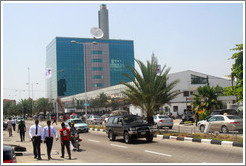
106, 115, 154, 144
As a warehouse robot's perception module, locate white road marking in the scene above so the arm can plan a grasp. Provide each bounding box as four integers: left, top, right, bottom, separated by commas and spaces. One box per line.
110, 144, 128, 148
88, 139, 100, 143
144, 150, 172, 157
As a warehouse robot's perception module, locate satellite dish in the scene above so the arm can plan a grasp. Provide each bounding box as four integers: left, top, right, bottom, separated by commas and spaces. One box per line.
90, 27, 104, 39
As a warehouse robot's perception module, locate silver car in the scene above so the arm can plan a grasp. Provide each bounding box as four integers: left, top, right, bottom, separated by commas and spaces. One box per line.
87, 114, 103, 125
153, 115, 173, 129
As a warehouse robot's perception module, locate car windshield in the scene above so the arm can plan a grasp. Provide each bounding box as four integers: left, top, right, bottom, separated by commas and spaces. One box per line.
227, 115, 242, 119
71, 120, 84, 124
93, 115, 101, 118
123, 116, 142, 124
159, 116, 170, 119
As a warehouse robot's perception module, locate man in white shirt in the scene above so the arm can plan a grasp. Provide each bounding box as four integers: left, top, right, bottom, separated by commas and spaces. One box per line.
29, 119, 43, 160
42, 120, 58, 160
12, 118, 16, 131
7, 118, 13, 137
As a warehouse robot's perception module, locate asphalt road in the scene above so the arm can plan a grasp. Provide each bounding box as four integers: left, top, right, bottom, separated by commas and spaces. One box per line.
9, 121, 243, 164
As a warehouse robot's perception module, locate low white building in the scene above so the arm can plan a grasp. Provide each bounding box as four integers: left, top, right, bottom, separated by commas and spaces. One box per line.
61, 70, 236, 116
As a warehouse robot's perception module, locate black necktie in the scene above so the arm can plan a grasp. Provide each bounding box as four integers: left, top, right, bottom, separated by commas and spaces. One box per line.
36, 125, 38, 135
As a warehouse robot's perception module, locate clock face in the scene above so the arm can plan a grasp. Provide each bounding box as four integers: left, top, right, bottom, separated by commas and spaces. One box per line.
90, 27, 104, 39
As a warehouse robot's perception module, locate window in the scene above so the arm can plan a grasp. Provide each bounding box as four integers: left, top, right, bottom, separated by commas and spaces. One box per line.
91, 50, 103, 54
91, 59, 104, 63
91, 67, 104, 71
107, 117, 114, 124
183, 91, 189, 97
173, 106, 178, 112
113, 117, 118, 124
191, 74, 207, 84
216, 116, 225, 121
92, 75, 104, 79
92, 83, 105, 88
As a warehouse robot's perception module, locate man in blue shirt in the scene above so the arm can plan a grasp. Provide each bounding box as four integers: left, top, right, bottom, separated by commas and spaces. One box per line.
42, 120, 58, 160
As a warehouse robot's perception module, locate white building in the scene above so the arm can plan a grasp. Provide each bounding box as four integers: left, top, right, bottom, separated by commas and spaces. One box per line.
61, 70, 236, 116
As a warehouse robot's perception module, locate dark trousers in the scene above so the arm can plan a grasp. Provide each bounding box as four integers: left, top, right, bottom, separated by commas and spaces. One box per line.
12, 124, 16, 131
20, 132, 25, 141
32, 136, 41, 158
52, 120, 57, 125
45, 137, 53, 157
61, 140, 71, 157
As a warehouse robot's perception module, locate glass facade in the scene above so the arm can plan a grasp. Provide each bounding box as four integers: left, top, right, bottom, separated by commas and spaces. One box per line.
191, 74, 207, 84
46, 37, 134, 99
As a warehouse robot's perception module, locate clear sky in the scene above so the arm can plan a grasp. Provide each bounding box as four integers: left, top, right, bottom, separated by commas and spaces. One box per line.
2, 1, 244, 102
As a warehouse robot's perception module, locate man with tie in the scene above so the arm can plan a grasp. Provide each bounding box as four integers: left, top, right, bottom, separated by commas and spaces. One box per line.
43, 120, 58, 160
29, 119, 43, 160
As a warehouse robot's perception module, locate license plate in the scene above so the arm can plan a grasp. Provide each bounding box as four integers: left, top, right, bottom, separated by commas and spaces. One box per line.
141, 132, 146, 135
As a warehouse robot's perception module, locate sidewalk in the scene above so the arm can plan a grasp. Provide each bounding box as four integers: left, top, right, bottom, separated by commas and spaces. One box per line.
3, 126, 79, 163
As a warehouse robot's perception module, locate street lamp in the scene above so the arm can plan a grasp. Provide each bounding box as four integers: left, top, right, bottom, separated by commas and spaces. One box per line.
71, 40, 97, 123
26, 82, 39, 117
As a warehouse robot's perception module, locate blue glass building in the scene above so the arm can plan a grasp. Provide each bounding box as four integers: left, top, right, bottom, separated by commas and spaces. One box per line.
45, 37, 134, 99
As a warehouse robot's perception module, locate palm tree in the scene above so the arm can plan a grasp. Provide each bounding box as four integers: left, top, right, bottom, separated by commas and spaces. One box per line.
192, 85, 223, 114
34, 98, 53, 115
121, 57, 180, 124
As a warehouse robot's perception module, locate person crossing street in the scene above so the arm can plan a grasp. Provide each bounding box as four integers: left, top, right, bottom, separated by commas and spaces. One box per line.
29, 119, 43, 160
43, 120, 58, 160
18, 120, 26, 142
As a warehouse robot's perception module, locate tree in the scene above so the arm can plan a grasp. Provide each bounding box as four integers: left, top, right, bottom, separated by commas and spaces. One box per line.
192, 85, 223, 118
3, 101, 15, 116
224, 44, 243, 101
121, 57, 180, 124
18, 98, 32, 119
34, 98, 53, 115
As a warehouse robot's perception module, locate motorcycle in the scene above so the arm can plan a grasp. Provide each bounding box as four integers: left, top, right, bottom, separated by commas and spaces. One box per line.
71, 132, 82, 151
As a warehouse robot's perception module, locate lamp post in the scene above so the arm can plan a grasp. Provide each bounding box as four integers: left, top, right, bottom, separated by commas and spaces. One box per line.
71, 40, 97, 123
26, 82, 39, 117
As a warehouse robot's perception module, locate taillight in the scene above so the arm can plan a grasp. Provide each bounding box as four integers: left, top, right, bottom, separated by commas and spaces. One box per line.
94, 119, 96, 121
171, 119, 174, 122
230, 122, 240, 124
159, 120, 163, 122
3, 159, 17, 163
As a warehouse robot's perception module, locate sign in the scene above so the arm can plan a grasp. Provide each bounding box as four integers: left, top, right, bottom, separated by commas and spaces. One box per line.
84, 103, 90, 106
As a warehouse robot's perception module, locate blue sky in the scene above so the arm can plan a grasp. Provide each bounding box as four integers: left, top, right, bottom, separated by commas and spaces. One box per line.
2, 2, 244, 102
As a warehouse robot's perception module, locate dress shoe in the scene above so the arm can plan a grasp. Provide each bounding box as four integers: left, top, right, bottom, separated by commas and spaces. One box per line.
60, 156, 64, 158
38, 157, 42, 160
69, 155, 71, 160
34, 156, 37, 159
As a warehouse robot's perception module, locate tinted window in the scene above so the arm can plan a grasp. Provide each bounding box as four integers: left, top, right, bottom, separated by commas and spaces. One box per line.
227, 115, 242, 119
71, 120, 83, 124
113, 117, 119, 124
123, 116, 142, 124
107, 117, 114, 124
93, 115, 101, 118
158, 116, 170, 119
216, 116, 225, 121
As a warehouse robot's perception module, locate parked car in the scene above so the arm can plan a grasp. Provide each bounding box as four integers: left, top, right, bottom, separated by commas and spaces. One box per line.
153, 115, 173, 129
101, 113, 111, 123
210, 109, 238, 116
197, 115, 213, 131
17, 117, 24, 124
198, 115, 243, 134
3, 121, 7, 130
65, 118, 89, 133
106, 115, 154, 144
87, 114, 103, 125
3, 145, 17, 163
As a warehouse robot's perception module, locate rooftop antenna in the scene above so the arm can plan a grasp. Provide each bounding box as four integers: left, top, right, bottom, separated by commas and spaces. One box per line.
90, 27, 104, 39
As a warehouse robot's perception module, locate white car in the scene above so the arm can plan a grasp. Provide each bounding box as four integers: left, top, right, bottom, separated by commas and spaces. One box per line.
65, 118, 89, 133
153, 115, 173, 129
87, 114, 103, 125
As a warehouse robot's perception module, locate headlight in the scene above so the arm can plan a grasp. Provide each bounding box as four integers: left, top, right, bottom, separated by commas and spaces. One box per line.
129, 127, 137, 131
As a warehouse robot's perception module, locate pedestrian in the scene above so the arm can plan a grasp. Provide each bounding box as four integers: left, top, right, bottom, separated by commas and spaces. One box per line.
69, 123, 77, 147
195, 112, 199, 126
18, 120, 26, 142
52, 116, 57, 125
7, 118, 13, 137
29, 119, 43, 160
12, 118, 16, 131
43, 120, 58, 160
59, 122, 71, 159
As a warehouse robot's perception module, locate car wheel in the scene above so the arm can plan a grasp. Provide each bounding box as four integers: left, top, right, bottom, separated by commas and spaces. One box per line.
169, 126, 173, 129
221, 126, 228, 134
108, 131, 115, 141
200, 125, 205, 132
124, 132, 132, 144
146, 135, 153, 143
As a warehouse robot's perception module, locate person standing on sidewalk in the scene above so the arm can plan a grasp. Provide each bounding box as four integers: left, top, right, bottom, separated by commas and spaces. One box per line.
29, 119, 43, 160
7, 118, 13, 137
12, 118, 16, 131
59, 122, 71, 159
42, 120, 58, 160
18, 120, 26, 142
52, 116, 57, 125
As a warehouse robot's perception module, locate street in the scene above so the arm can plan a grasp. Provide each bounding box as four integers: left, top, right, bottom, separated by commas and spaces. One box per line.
3, 120, 243, 163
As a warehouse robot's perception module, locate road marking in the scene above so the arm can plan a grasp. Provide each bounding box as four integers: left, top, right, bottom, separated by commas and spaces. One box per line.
88, 139, 100, 143
144, 150, 172, 157
110, 144, 128, 149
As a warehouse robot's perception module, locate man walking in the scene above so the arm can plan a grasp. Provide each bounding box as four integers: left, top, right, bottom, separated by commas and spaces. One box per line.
18, 120, 26, 142
7, 118, 13, 137
52, 116, 57, 125
43, 120, 58, 160
60, 122, 71, 159
12, 118, 16, 131
29, 119, 43, 160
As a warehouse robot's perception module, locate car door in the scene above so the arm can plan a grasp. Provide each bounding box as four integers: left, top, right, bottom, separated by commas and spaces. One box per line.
215, 116, 225, 131
208, 117, 217, 132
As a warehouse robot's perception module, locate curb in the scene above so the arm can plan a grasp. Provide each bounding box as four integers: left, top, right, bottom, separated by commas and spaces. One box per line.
158, 134, 243, 148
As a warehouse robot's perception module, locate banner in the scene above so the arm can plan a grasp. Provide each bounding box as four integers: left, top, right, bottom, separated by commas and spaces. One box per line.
156, 65, 161, 74
45, 68, 52, 79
